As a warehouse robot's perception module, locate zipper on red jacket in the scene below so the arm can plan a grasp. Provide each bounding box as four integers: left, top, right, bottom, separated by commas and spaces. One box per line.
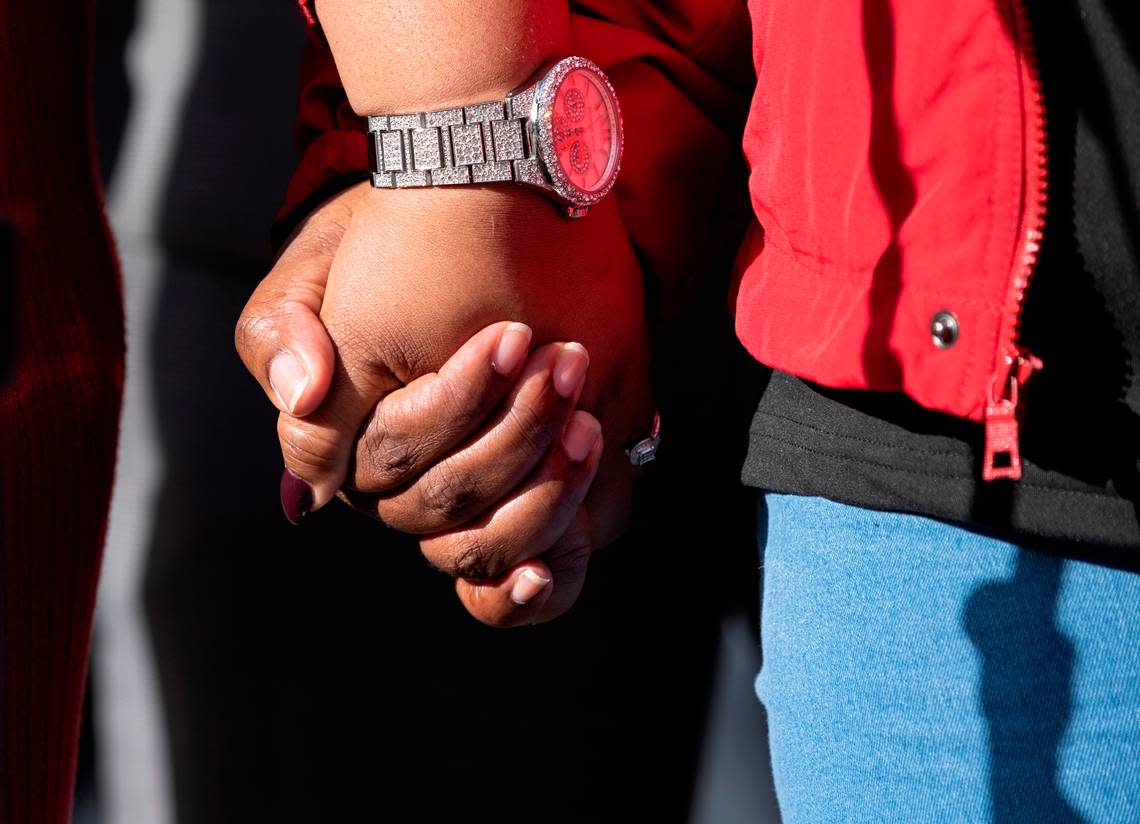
982, 0, 1049, 482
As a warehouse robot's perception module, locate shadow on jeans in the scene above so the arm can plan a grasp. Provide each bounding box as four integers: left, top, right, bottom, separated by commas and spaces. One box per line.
962, 549, 1084, 823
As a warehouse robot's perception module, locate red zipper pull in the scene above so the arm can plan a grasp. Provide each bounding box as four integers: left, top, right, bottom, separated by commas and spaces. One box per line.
983, 351, 1042, 481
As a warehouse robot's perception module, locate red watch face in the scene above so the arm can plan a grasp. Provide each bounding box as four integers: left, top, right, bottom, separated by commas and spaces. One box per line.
551, 68, 619, 194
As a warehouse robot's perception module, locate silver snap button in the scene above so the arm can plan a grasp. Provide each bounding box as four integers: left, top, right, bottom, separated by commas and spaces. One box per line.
931, 311, 959, 349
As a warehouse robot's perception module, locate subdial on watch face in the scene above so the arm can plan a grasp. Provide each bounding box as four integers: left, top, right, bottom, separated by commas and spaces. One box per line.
551, 68, 618, 194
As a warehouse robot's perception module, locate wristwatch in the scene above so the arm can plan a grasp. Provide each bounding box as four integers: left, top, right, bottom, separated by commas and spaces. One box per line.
365, 56, 623, 218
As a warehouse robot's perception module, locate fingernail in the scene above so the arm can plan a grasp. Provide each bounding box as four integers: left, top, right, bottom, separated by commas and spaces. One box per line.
553, 342, 589, 398
269, 351, 310, 414
280, 468, 313, 525
492, 322, 532, 376
562, 412, 601, 462
510, 569, 551, 605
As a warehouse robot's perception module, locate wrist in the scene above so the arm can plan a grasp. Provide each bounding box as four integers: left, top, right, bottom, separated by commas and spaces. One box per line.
314, 0, 569, 115
356, 181, 614, 257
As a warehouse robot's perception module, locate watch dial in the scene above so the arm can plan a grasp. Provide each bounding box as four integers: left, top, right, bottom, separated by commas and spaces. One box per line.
551, 68, 619, 194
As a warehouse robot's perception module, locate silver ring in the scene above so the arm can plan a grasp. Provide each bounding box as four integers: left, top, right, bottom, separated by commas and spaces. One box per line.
625, 411, 661, 467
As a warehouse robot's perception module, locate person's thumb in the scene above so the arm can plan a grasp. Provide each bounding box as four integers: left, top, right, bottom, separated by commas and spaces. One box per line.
235, 189, 361, 417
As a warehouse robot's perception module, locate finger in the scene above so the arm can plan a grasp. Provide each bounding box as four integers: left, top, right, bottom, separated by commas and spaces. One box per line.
235, 195, 357, 418
367, 341, 590, 533
345, 322, 544, 495
418, 410, 603, 580
278, 320, 534, 523
455, 506, 593, 628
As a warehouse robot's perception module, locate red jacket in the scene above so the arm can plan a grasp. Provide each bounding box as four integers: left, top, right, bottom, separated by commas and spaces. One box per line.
732, 0, 1046, 480
284, 0, 1045, 480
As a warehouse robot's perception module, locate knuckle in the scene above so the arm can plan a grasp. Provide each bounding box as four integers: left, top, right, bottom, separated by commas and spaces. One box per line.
417, 461, 484, 525
277, 415, 341, 477
504, 396, 558, 456
235, 294, 308, 364
450, 536, 508, 581
234, 271, 327, 365
363, 435, 419, 484
358, 411, 423, 488
233, 300, 276, 363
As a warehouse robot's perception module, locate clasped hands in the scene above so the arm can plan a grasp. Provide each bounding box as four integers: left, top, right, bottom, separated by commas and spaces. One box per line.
235, 181, 652, 627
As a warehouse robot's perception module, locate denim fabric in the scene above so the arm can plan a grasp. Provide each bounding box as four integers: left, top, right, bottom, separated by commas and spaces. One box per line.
755, 494, 1140, 824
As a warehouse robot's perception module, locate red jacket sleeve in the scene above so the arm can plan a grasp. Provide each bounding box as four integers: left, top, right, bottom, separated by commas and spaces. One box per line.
273, 27, 368, 243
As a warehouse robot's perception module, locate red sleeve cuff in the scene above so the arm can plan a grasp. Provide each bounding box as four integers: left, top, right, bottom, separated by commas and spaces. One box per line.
274, 30, 368, 241
296, 0, 317, 27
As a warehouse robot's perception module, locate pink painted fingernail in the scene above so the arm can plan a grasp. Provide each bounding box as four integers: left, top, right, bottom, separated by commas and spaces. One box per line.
553, 342, 589, 398
269, 351, 310, 414
562, 412, 601, 462
492, 322, 532, 376
510, 569, 551, 605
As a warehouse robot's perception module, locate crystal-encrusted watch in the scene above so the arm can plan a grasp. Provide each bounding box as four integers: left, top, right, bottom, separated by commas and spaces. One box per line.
365, 56, 623, 219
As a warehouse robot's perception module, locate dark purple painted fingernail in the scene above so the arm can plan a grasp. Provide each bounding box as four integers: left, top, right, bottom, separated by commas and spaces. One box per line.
280, 469, 312, 525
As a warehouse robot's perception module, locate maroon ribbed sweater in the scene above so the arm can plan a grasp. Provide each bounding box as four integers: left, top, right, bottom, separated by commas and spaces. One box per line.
0, 1, 125, 820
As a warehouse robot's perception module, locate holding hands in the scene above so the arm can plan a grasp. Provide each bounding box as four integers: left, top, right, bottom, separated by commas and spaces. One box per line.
235, 179, 653, 627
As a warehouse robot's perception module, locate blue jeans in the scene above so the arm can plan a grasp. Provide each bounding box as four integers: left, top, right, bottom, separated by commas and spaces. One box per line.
755, 494, 1140, 824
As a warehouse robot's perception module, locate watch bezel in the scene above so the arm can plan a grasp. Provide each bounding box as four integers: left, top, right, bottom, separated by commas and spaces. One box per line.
529, 56, 623, 210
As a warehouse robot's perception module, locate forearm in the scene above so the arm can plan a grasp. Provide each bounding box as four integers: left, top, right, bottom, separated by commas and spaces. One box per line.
315, 0, 570, 114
